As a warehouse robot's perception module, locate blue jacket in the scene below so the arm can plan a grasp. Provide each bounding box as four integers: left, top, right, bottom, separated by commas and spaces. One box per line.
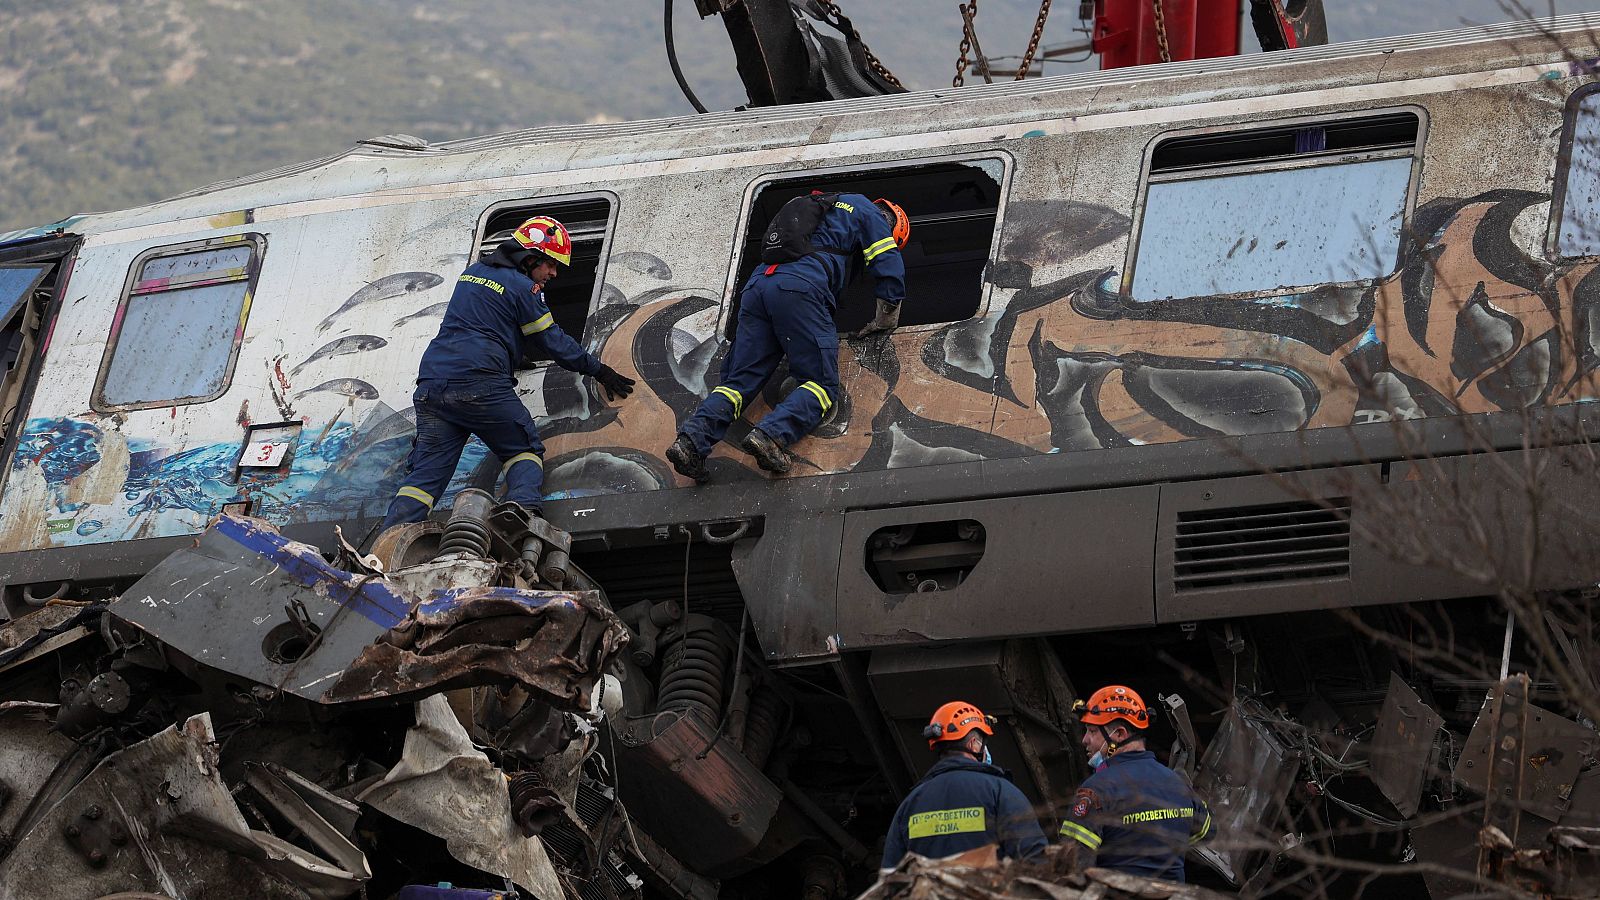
881, 756, 1047, 870
417, 259, 602, 385
1058, 750, 1212, 882
760, 192, 907, 308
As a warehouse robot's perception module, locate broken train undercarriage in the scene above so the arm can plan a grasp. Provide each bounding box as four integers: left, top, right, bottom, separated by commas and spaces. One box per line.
5, 496, 1600, 898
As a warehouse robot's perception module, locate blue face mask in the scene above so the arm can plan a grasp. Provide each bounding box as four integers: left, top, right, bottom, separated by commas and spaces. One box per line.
1088, 750, 1106, 770
981, 743, 993, 765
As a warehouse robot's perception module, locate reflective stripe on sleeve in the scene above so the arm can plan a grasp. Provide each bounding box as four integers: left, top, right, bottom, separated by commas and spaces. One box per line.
501, 452, 543, 474
521, 312, 555, 335
1191, 811, 1212, 844
1059, 820, 1102, 850
862, 236, 898, 263
798, 381, 832, 413
396, 486, 435, 508
712, 386, 744, 417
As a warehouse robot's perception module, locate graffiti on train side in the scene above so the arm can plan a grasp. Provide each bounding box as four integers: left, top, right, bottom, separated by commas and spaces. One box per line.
546, 190, 1596, 484
4, 191, 1595, 548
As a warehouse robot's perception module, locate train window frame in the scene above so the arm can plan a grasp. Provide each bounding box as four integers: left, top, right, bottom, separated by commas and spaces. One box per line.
1123, 107, 1427, 303
473, 191, 619, 367
724, 151, 1012, 336
91, 233, 266, 413
1547, 81, 1600, 260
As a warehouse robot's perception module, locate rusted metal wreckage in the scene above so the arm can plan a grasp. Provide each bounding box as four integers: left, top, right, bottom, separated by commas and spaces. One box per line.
7, 502, 1600, 899
0, 497, 645, 898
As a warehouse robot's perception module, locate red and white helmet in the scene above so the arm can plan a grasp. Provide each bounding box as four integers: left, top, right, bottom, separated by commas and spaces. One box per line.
512, 215, 573, 266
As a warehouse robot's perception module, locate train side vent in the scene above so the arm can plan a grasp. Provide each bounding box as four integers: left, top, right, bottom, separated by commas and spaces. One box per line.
1173, 498, 1351, 591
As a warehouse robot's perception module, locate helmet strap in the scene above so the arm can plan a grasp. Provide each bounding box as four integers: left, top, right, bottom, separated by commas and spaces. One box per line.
1098, 723, 1122, 758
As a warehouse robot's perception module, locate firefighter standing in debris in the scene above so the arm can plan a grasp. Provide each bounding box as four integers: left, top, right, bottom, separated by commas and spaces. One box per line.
382, 216, 636, 529
667, 192, 908, 481
1059, 686, 1211, 881
880, 701, 1047, 871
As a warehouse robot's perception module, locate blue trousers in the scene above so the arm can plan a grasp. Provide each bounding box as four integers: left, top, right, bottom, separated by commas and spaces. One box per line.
680, 272, 839, 457
381, 379, 544, 528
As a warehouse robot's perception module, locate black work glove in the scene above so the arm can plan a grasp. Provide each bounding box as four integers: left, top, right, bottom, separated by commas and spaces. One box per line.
850, 298, 901, 339
594, 364, 636, 401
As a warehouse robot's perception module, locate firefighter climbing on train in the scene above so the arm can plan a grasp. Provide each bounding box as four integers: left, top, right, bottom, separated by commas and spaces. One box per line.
381, 216, 636, 530
666, 192, 908, 481
880, 701, 1047, 871
1059, 686, 1212, 881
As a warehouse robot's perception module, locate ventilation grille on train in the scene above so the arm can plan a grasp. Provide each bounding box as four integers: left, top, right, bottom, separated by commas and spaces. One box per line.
1173, 499, 1351, 591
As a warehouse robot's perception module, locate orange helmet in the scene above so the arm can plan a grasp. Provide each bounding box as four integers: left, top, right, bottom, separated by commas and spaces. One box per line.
874, 198, 910, 249
922, 701, 995, 749
1077, 685, 1151, 730
512, 215, 573, 267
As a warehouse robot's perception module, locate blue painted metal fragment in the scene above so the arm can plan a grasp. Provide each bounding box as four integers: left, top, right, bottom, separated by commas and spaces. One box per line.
109, 515, 411, 702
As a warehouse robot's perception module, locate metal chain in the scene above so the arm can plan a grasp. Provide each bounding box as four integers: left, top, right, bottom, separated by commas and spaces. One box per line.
1150, 0, 1171, 63
1014, 0, 1053, 80
954, 0, 979, 88
816, 0, 905, 89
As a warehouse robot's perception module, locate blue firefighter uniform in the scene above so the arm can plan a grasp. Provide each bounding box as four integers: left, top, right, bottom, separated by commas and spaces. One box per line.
880, 756, 1047, 870
1058, 750, 1212, 882
382, 259, 602, 527
678, 193, 906, 458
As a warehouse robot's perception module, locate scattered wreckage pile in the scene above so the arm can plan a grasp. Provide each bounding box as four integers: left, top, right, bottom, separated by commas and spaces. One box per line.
12, 488, 1600, 900
861, 848, 1229, 900
0, 490, 807, 899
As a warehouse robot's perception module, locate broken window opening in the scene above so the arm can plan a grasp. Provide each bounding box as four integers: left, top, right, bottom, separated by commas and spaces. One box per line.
733, 157, 1006, 335
1552, 84, 1600, 259
0, 260, 60, 452
477, 195, 615, 365
94, 236, 264, 412
1129, 110, 1422, 302
866, 519, 986, 594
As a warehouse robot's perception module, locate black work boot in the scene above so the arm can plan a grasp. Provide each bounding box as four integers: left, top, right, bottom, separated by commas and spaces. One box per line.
739, 428, 793, 475
667, 434, 710, 484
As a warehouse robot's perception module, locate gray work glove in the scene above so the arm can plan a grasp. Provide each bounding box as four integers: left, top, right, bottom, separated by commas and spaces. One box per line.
851, 299, 901, 339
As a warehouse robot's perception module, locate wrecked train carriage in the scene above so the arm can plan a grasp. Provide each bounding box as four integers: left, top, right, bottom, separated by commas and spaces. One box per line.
6, 12, 1600, 895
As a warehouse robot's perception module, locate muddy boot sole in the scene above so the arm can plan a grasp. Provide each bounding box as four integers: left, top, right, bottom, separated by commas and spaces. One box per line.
667, 436, 710, 484
739, 429, 793, 474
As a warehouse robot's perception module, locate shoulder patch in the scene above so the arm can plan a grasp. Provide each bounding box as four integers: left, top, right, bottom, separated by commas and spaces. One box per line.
1070, 788, 1099, 819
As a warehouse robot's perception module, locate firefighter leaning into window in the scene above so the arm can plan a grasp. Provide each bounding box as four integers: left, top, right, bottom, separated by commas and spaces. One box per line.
880, 701, 1047, 871
666, 193, 908, 481
381, 216, 636, 530
1059, 686, 1212, 882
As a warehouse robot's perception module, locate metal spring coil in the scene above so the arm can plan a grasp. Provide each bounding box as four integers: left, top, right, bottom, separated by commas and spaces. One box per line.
437, 516, 490, 556
742, 685, 784, 771
658, 616, 734, 722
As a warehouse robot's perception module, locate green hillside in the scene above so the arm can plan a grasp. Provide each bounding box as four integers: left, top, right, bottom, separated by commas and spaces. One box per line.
0, 0, 1590, 232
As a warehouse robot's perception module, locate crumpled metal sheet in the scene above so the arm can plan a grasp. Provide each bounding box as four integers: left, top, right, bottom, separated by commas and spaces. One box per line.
0, 713, 365, 900
358, 694, 564, 899
324, 586, 629, 711
859, 848, 1232, 900
106, 515, 411, 703
0, 700, 87, 848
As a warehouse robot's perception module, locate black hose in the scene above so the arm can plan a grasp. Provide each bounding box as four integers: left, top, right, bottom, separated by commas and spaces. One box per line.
665, 0, 711, 114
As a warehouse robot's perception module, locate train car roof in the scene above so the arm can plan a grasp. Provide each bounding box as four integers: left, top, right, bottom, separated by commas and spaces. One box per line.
28, 11, 1600, 243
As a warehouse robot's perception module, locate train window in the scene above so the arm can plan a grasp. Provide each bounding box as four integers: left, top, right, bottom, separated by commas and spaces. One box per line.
93, 236, 264, 411
476, 195, 615, 364
735, 158, 1005, 333
1554, 86, 1600, 258
1129, 111, 1421, 301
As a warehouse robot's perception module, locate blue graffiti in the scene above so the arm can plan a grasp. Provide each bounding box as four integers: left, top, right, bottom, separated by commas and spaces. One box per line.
13, 417, 104, 513
14, 417, 103, 484
13, 413, 491, 547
